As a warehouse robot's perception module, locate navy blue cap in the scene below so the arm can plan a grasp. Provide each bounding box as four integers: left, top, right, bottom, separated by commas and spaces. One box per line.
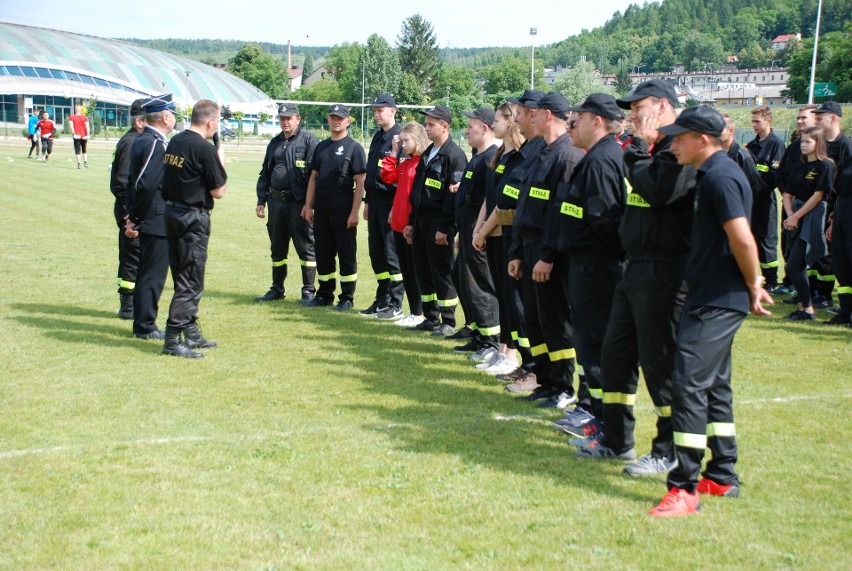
658, 106, 725, 137
142, 93, 176, 113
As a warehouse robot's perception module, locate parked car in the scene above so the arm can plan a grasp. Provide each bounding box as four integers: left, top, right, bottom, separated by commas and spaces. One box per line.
220, 125, 236, 140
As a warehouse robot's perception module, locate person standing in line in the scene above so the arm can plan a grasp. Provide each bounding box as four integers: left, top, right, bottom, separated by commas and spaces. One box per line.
301, 104, 366, 311
161, 99, 228, 358
125, 94, 177, 340
68, 105, 91, 169
109, 98, 147, 320
27, 108, 40, 159
380, 121, 429, 328
745, 106, 785, 293
361, 93, 405, 320
254, 103, 319, 305
403, 106, 468, 336
781, 126, 834, 321
36, 111, 56, 162
649, 106, 772, 518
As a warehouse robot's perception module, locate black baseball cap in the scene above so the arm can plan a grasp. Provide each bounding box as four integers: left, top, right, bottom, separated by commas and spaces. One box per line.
658, 105, 726, 137
507, 89, 545, 107
567, 93, 625, 121
130, 98, 147, 117
813, 101, 842, 117
279, 102, 300, 117
420, 105, 452, 124
462, 108, 496, 127
370, 93, 397, 108
529, 92, 571, 120
328, 104, 350, 118
616, 79, 678, 109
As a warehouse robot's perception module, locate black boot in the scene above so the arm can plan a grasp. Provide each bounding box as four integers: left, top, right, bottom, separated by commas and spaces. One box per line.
162, 325, 203, 358
255, 265, 287, 302
118, 293, 134, 320
184, 321, 217, 349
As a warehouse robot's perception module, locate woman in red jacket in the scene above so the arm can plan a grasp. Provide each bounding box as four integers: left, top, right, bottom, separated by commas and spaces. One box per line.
381, 121, 429, 327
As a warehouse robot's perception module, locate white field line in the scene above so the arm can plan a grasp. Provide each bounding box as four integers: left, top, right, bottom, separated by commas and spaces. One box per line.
738, 393, 850, 405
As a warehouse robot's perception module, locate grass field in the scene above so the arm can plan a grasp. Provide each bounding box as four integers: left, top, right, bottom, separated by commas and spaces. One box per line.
0, 137, 850, 569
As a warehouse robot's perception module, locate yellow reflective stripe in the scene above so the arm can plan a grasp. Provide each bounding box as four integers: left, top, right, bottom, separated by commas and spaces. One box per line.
469, 323, 479, 331
530, 343, 548, 357
576, 364, 584, 376
377, 159, 383, 167
511, 331, 518, 340
560, 202, 583, 218
837, 286, 852, 295
421, 293, 437, 302
674, 431, 707, 449
375, 271, 391, 280
529, 186, 550, 200
339, 273, 357, 283
756, 164, 770, 173
807, 269, 818, 277
549, 348, 576, 361
436, 297, 458, 307
589, 388, 604, 399
295, 160, 307, 168
655, 406, 672, 417
707, 422, 736, 437
318, 272, 337, 281
516, 336, 530, 348
425, 178, 441, 189
117, 279, 135, 290
300, 259, 316, 267
495, 164, 505, 174
626, 193, 650, 208
623, 176, 633, 194
603, 392, 637, 406
760, 261, 779, 269
477, 324, 501, 336
502, 185, 520, 199
272, 259, 288, 267
464, 170, 473, 179
816, 274, 836, 282
389, 273, 403, 282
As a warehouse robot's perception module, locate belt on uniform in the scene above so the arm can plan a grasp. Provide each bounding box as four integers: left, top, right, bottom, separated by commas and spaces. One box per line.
269, 189, 294, 201
165, 200, 209, 213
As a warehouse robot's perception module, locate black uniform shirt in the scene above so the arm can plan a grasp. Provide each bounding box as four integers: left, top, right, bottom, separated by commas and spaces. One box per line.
727, 141, 763, 198
686, 150, 753, 314
256, 128, 318, 204
456, 144, 497, 211
365, 123, 402, 202
110, 128, 140, 203
126, 126, 168, 237
311, 135, 367, 210
836, 154, 852, 200
745, 129, 785, 195
485, 149, 513, 215
162, 130, 228, 211
787, 159, 834, 202
546, 134, 626, 260
826, 134, 852, 200
408, 137, 468, 234
777, 137, 802, 194
497, 138, 546, 212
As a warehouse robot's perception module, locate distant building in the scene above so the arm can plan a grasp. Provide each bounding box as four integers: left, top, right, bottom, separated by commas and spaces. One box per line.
772, 34, 801, 51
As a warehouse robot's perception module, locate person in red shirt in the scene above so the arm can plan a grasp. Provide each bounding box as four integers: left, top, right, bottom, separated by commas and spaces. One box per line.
68, 105, 91, 169
35, 111, 56, 162
380, 121, 429, 327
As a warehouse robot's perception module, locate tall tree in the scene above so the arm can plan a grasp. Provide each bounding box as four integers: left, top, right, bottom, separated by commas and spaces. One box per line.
227, 43, 288, 98
301, 52, 314, 86
552, 60, 614, 105
784, 25, 852, 103
397, 14, 441, 93
363, 34, 403, 101
613, 62, 634, 96
325, 42, 364, 102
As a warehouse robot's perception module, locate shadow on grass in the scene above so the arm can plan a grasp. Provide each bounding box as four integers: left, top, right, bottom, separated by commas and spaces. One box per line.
9, 303, 162, 354
204, 289, 260, 307
272, 301, 654, 503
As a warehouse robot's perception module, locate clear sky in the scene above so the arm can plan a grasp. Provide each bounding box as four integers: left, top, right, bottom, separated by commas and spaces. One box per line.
2, 0, 642, 48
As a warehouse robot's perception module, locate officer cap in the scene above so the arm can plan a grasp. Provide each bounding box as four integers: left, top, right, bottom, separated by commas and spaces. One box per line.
142, 93, 176, 114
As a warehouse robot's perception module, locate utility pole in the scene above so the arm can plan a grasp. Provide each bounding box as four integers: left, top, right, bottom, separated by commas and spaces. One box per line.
808, 0, 823, 103
530, 28, 538, 89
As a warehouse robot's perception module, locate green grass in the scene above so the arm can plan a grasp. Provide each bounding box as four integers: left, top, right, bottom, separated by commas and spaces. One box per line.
0, 138, 850, 569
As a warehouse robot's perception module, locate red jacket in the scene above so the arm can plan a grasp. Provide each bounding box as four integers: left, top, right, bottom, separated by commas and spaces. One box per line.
381, 154, 421, 232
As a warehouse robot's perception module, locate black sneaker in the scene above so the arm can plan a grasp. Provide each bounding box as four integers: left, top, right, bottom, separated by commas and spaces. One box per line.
333, 300, 354, 312
359, 301, 382, 317
135, 329, 165, 340
431, 323, 455, 337
786, 309, 815, 321
445, 325, 474, 340
812, 297, 833, 310
782, 296, 799, 305
305, 296, 333, 307
298, 293, 315, 306
519, 386, 555, 401
254, 288, 284, 302
409, 319, 437, 331
453, 338, 481, 353
824, 314, 851, 325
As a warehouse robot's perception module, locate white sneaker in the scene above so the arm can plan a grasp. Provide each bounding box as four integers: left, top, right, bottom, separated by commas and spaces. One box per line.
475, 351, 502, 370
484, 354, 518, 376
395, 314, 425, 327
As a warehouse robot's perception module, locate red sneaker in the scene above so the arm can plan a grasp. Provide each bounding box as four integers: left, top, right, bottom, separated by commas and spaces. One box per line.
696, 478, 739, 497
649, 487, 701, 518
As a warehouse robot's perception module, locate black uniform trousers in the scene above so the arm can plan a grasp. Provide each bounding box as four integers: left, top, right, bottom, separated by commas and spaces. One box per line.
367, 198, 404, 309
457, 206, 499, 343
832, 198, 852, 320
393, 231, 422, 316
563, 258, 624, 418
165, 204, 210, 329
667, 306, 745, 493
486, 235, 509, 346
600, 261, 687, 458
752, 191, 779, 285
412, 214, 457, 326
133, 233, 169, 335
267, 196, 316, 297
314, 203, 357, 303
519, 233, 574, 393
808, 254, 835, 302
501, 226, 533, 365
114, 201, 140, 295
